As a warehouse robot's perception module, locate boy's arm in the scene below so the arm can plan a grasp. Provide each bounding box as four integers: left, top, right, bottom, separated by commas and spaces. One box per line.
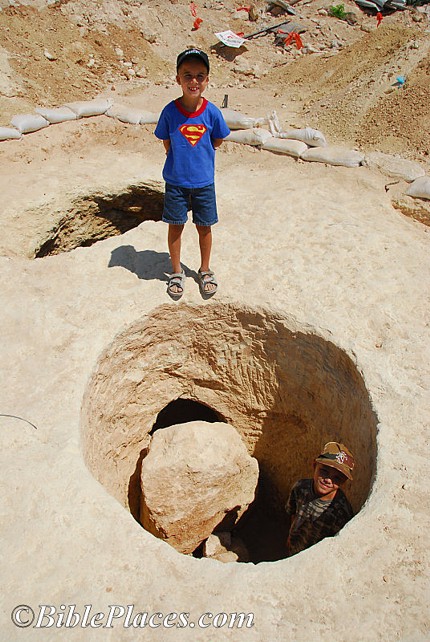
286, 515, 296, 552
162, 140, 170, 154
212, 138, 224, 149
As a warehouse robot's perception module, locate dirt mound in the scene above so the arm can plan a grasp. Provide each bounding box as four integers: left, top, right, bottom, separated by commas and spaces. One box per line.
0, 3, 170, 119
357, 50, 430, 161
266, 22, 430, 161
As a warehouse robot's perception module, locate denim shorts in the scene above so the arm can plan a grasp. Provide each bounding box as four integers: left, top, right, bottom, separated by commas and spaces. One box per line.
162, 183, 218, 226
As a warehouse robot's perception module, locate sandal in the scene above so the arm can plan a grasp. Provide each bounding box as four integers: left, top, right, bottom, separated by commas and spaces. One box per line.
198, 269, 218, 297
167, 270, 185, 299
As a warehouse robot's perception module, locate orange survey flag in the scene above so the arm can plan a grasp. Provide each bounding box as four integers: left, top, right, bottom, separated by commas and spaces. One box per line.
284, 32, 303, 49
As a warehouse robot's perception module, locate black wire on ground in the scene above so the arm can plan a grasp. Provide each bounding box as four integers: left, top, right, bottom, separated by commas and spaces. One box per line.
0, 414, 38, 430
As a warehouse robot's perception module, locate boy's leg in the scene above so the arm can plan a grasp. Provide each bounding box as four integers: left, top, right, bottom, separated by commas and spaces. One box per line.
163, 182, 188, 271
168, 223, 184, 293
196, 224, 212, 273
196, 225, 216, 294
192, 184, 218, 294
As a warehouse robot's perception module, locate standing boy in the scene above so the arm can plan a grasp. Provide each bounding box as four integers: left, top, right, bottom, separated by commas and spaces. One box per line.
286, 442, 355, 556
154, 48, 230, 299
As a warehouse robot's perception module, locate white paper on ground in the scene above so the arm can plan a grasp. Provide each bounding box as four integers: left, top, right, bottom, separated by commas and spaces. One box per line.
215, 30, 246, 48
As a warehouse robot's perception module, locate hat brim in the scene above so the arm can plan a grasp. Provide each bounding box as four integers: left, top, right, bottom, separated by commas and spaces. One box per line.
315, 457, 353, 480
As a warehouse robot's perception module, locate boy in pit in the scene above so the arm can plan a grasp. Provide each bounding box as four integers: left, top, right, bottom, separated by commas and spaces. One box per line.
286, 442, 355, 556
155, 49, 230, 299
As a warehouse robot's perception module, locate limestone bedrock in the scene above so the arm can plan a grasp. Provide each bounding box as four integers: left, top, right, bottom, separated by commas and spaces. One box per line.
0, 142, 429, 640
140, 421, 259, 555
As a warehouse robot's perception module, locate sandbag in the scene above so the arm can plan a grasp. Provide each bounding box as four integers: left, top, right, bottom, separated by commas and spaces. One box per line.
0, 127, 22, 141
363, 152, 425, 183
64, 98, 113, 118
280, 127, 327, 148
10, 113, 49, 134
35, 106, 77, 124
225, 128, 273, 146
105, 104, 159, 125
139, 111, 159, 125
301, 146, 364, 168
262, 137, 308, 158
221, 108, 261, 130
106, 103, 146, 125
406, 176, 430, 200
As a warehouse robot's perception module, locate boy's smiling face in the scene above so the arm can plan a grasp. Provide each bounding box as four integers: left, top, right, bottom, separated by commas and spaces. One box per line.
313, 462, 348, 501
176, 58, 209, 105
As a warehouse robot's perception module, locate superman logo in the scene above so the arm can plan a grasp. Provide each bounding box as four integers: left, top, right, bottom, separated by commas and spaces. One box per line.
179, 124, 207, 147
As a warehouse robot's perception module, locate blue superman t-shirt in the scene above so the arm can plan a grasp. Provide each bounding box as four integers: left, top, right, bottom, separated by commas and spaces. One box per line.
154, 98, 230, 189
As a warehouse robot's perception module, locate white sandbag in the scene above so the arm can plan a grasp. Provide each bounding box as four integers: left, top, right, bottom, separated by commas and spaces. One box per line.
225, 128, 273, 146
363, 152, 425, 183
221, 108, 259, 130
35, 106, 77, 124
106, 103, 146, 125
10, 113, 49, 134
0, 126, 22, 141
406, 176, 430, 200
301, 146, 364, 168
262, 137, 308, 158
105, 104, 159, 125
280, 127, 327, 148
226, 128, 273, 146
267, 110, 282, 136
64, 98, 113, 118
139, 111, 159, 125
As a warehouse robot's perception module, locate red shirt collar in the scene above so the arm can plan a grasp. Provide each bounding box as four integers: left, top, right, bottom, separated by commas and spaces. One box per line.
174, 97, 208, 118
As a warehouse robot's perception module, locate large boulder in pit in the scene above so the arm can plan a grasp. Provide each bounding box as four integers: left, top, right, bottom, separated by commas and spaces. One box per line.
140, 421, 259, 554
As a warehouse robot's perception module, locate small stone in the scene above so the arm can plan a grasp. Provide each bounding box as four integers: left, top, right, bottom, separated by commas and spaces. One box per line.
141, 30, 157, 44
203, 532, 232, 557
44, 50, 57, 61
217, 551, 239, 563
303, 45, 319, 54
203, 532, 250, 563
135, 66, 147, 78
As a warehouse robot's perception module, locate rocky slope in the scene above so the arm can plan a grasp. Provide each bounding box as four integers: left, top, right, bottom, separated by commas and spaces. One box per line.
1, 0, 429, 163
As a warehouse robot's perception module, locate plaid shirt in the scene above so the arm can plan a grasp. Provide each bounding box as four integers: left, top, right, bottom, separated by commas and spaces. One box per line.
286, 479, 353, 556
